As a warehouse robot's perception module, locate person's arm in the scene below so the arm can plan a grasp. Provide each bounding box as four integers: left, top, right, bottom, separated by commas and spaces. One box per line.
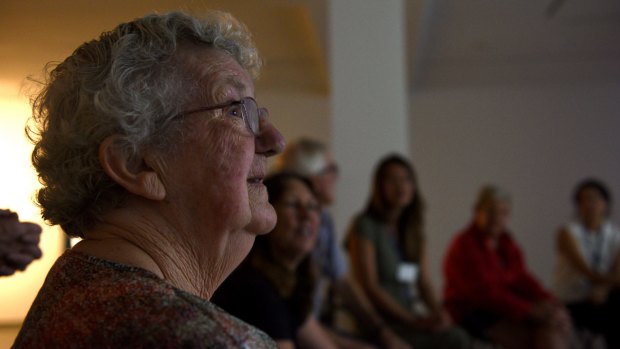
417, 239, 441, 314
348, 230, 418, 326
508, 239, 553, 301
296, 316, 338, 349
556, 227, 608, 285
417, 239, 452, 331
609, 244, 620, 287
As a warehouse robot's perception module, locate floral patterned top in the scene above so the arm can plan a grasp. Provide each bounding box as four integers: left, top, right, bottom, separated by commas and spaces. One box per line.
13, 249, 276, 349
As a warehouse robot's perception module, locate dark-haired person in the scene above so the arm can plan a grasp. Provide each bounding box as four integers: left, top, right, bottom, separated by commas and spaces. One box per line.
213, 172, 340, 349
553, 178, 620, 347
444, 185, 572, 349
347, 154, 473, 349
0, 209, 42, 276
277, 139, 410, 349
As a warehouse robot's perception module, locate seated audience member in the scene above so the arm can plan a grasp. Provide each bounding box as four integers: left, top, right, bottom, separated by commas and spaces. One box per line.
443, 185, 572, 349
0, 209, 42, 276
14, 12, 284, 348
277, 139, 409, 349
347, 154, 473, 349
553, 178, 620, 347
213, 173, 338, 349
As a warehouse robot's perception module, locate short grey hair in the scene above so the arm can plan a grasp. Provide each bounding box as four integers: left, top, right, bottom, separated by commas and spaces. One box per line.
475, 185, 512, 211
28, 11, 261, 237
275, 138, 328, 177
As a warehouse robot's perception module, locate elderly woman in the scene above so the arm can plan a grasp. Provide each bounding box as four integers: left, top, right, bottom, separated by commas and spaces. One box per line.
213, 172, 338, 349
443, 186, 572, 349
14, 11, 284, 348
553, 179, 620, 347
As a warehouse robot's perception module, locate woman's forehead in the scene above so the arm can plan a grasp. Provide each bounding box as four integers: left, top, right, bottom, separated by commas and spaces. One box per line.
183, 48, 253, 98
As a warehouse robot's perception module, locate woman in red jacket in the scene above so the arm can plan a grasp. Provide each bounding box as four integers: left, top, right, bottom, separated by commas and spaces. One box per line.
443, 186, 572, 349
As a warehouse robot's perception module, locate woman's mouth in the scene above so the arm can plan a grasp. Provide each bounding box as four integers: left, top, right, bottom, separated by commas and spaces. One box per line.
296, 226, 314, 237
247, 176, 264, 185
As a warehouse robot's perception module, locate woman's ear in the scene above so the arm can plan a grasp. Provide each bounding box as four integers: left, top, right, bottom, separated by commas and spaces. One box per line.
99, 136, 166, 201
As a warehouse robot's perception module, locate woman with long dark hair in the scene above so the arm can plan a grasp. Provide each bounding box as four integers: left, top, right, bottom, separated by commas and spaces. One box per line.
347, 154, 472, 349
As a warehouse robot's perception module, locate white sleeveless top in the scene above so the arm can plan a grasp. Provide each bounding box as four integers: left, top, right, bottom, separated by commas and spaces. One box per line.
552, 221, 620, 302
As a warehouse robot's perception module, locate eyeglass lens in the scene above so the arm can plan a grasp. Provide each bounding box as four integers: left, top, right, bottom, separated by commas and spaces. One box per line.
242, 98, 260, 135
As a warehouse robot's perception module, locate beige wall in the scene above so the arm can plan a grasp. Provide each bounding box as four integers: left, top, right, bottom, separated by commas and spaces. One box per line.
409, 82, 620, 290
0, 87, 66, 324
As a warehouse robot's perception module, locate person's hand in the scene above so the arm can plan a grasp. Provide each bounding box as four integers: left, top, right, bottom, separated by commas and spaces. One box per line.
0, 209, 43, 276
528, 300, 571, 332
409, 309, 453, 333
433, 309, 453, 331
528, 301, 556, 324
378, 327, 412, 349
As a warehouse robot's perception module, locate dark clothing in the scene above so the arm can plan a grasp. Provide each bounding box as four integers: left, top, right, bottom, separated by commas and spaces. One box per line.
212, 263, 305, 344
566, 290, 620, 348
13, 249, 276, 348
443, 223, 552, 324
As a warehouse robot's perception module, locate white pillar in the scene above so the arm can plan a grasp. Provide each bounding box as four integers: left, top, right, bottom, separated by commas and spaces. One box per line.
329, 0, 410, 238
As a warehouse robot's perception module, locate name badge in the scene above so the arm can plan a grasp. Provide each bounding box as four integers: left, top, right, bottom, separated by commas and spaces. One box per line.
396, 262, 418, 283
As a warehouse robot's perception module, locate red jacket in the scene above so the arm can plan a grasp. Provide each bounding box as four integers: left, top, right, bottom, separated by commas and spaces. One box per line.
443, 223, 552, 322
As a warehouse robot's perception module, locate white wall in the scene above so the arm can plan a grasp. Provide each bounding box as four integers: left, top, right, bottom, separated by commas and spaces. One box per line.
329, 0, 410, 238
409, 82, 620, 291
259, 90, 330, 152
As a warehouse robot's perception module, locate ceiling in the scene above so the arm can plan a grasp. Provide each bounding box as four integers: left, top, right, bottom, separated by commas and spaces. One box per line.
409, 0, 620, 89
0, 0, 328, 96
1, 0, 618, 98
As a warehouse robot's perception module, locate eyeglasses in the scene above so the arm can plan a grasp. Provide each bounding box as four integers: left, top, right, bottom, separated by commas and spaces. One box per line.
177, 97, 265, 136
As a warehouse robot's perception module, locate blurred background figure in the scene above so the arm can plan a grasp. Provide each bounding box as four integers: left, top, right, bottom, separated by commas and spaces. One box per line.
443, 185, 572, 349
14, 11, 284, 348
347, 154, 473, 349
553, 178, 620, 348
213, 172, 339, 349
276, 139, 410, 349
0, 209, 42, 276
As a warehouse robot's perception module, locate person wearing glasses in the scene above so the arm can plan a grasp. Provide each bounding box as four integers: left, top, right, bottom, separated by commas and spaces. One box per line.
15, 11, 284, 348
213, 172, 339, 349
275, 139, 410, 349
553, 179, 620, 348
0, 209, 42, 276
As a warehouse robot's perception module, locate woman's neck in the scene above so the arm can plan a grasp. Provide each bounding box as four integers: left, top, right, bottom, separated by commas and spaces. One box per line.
582, 217, 605, 232
74, 207, 227, 300
384, 207, 403, 225
270, 245, 303, 272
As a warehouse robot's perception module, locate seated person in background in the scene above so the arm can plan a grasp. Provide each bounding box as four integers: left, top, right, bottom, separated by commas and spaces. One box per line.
277, 139, 409, 349
553, 178, 620, 348
443, 185, 572, 349
347, 154, 473, 349
213, 172, 338, 349
0, 209, 42, 276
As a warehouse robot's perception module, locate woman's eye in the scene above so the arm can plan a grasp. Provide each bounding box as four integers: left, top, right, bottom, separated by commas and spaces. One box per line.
225, 104, 242, 118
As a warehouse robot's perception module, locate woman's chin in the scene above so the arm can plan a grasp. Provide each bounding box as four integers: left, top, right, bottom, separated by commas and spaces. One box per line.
246, 203, 277, 235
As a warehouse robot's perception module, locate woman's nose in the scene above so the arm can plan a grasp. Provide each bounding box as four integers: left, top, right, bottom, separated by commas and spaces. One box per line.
255, 109, 285, 157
